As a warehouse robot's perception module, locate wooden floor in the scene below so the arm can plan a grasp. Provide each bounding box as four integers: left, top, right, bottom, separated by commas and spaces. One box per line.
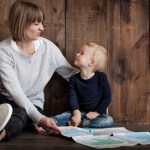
0, 124, 150, 150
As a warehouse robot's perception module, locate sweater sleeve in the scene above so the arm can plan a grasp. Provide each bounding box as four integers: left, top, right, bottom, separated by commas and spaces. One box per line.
50, 42, 79, 81
68, 76, 79, 111
0, 49, 44, 124
96, 73, 112, 115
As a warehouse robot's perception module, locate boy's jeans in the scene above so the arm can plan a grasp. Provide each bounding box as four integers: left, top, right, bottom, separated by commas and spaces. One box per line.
51, 111, 114, 128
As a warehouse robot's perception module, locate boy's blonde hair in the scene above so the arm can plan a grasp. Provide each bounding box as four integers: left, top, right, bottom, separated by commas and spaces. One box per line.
86, 42, 107, 71
8, 0, 44, 41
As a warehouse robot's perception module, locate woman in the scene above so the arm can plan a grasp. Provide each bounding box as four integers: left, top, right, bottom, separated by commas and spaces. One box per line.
0, 0, 78, 141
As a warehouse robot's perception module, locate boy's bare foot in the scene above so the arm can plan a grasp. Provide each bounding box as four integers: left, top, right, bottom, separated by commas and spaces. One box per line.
68, 120, 83, 127
34, 124, 46, 133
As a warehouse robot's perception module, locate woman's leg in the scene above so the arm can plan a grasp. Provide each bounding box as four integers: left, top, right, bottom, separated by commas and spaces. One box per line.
0, 93, 30, 141
51, 111, 72, 126
4, 107, 29, 141
82, 114, 114, 128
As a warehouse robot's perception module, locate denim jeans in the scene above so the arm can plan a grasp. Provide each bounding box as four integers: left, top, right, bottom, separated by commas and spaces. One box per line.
0, 92, 44, 141
51, 111, 114, 128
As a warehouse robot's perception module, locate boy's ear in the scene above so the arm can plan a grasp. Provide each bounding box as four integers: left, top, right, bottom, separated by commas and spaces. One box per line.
89, 58, 96, 67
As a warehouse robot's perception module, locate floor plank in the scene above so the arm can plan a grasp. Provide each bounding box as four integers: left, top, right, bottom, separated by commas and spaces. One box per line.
0, 124, 150, 150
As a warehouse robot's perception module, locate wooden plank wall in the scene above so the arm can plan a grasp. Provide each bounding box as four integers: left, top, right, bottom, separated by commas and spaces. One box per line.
0, 0, 149, 125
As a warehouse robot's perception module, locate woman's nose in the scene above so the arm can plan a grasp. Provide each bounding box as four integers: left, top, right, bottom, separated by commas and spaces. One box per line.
76, 53, 79, 56
39, 23, 44, 31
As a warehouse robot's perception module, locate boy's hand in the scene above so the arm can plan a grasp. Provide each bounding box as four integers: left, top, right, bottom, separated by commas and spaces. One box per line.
86, 111, 100, 120
68, 109, 82, 127
68, 115, 82, 127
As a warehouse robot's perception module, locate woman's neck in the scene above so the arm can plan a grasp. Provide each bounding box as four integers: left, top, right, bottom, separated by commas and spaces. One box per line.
16, 41, 35, 56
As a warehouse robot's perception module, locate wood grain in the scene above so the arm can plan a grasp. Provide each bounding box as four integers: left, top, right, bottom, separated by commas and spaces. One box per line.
0, 0, 149, 125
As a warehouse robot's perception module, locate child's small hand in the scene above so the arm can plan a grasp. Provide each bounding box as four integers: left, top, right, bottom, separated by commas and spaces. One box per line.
68, 115, 82, 127
68, 110, 82, 127
86, 111, 100, 120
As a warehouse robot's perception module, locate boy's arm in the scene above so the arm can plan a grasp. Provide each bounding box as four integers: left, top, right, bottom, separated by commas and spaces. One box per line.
67, 76, 82, 126
68, 76, 79, 111
96, 73, 112, 115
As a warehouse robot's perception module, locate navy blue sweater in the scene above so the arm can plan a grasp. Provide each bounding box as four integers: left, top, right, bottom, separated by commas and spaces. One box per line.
68, 71, 112, 115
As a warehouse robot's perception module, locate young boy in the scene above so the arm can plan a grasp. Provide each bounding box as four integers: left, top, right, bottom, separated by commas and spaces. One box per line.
52, 42, 114, 128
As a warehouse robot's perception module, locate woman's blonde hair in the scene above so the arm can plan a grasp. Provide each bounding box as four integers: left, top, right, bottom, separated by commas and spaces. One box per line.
8, 0, 44, 41
86, 42, 107, 71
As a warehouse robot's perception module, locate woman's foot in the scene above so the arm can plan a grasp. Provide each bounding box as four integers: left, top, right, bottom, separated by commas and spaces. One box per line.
0, 103, 12, 131
68, 120, 83, 127
0, 129, 6, 141
0, 104, 12, 141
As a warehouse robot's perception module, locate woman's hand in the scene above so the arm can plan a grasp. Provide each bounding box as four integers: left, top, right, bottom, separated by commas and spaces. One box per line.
38, 116, 60, 134
86, 111, 100, 120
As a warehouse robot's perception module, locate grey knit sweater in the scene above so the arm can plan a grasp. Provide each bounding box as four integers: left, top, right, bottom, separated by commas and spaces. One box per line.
0, 37, 78, 124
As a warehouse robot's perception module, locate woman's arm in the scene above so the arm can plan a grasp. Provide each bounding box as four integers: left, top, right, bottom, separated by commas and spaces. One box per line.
96, 73, 112, 115
50, 42, 79, 81
0, 51, 43, 124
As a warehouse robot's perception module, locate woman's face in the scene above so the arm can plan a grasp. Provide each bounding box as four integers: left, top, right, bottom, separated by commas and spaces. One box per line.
24, 21, 44, 41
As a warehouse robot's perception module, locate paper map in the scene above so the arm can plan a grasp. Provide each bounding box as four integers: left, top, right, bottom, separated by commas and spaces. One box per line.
59, 126, 150, 149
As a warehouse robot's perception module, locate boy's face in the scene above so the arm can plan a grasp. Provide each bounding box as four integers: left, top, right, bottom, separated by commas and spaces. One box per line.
74, 45, 94, 69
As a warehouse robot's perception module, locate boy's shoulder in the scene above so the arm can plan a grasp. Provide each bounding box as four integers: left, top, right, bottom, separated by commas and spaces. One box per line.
70, 71, 107, 79
68, 73, 80, 83
71, 72, 80, 78
96, 71, 106, 77
95, 71, 109, 81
